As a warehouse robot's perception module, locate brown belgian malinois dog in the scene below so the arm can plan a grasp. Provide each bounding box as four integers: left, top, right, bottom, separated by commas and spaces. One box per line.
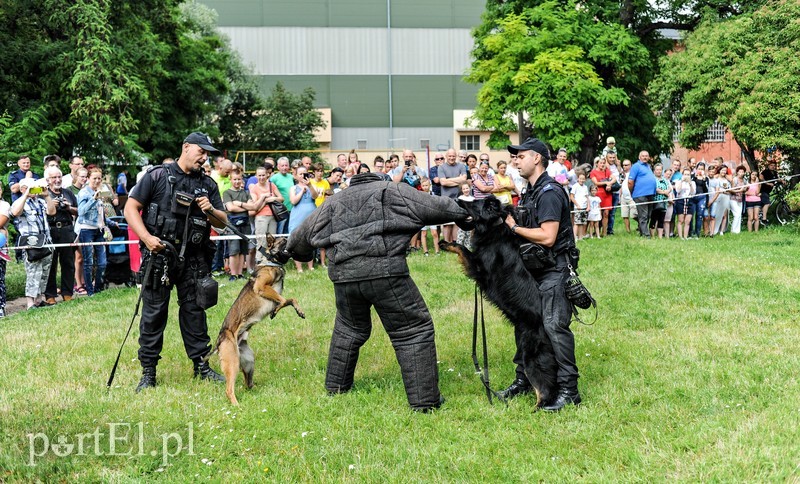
204, 234, 305, 405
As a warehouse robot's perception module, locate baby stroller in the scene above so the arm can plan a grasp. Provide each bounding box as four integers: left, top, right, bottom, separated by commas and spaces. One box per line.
105, 216, 133, 286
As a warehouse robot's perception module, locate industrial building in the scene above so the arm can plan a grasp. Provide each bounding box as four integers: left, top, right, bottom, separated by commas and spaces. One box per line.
200, 0, 517, 164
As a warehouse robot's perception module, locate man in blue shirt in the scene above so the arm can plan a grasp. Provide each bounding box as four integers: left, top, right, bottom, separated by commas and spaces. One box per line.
8, 155, 41, 202
628, 150, 657, 237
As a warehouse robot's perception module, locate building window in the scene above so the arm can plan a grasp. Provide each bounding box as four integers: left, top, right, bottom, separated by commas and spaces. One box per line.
705, 121, 726, 142
672, 114, 682, 142
419, 139, 430, 149
357, 139, 367, 150
460, 135, 480, 151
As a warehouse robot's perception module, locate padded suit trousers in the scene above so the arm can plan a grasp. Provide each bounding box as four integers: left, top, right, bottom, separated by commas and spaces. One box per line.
326, 276, 441, 410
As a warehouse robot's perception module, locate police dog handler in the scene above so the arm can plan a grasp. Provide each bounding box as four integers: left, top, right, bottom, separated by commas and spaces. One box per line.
287, 172, 473, 412
125, 132, 227, 392
501, 137, 582, 411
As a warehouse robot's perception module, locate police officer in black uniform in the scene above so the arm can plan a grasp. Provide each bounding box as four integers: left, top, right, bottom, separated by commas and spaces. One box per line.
125, 132, 228, 393
500, 137, 582, 411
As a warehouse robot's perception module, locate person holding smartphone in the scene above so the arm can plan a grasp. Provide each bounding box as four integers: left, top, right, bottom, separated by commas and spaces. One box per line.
288, 166, 319, 272
389, 149, 427, 187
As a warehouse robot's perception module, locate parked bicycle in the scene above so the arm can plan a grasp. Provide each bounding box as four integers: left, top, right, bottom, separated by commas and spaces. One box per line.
771, 175, 800, 225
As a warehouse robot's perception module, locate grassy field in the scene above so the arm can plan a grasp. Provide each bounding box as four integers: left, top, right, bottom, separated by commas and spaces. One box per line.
1, 226, 799, 481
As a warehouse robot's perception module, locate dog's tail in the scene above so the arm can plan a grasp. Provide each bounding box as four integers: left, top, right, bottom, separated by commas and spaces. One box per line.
202, 328, 225, 363
202, 327, 235, 363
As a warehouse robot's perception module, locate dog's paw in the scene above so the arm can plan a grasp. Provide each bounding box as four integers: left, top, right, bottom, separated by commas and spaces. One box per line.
295, 308, 306, 319
270, 309, 278, 319
439, 241, 461, 253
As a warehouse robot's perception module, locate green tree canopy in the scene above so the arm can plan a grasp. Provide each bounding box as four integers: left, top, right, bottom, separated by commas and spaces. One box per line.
649, 0, 800, 170
242, 82, 326, 163
466, 1, 655, 163
0, 0, 260, 177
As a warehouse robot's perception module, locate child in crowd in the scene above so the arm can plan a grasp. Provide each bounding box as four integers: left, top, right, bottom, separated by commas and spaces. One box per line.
418, 178, 440, 256
587, 185, 602, 238
456, 183, 474, 249
570, 173, 589, 240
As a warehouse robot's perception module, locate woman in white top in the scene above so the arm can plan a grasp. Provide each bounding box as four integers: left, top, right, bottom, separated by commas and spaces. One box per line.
673, 168, 696, 240
709, 165, 733, 236
729, 166, 748, 234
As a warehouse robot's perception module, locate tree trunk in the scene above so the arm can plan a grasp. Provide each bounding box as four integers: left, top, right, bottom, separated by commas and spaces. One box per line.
578, 128, 600, 167
735, 139, 757, 172
517, 111, 532, 142
620, 0, 634, 28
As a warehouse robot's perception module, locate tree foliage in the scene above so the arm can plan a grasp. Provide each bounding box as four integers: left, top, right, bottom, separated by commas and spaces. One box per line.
649, 0, 800, 170
466, 0, 772, 163
0, 0, 266, 177
466, 1, 657, 163
243, 83, 326, 162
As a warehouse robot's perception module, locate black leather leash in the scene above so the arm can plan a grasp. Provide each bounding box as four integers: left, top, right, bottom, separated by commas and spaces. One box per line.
472, 284, 507, 405
106, 241, 177, 389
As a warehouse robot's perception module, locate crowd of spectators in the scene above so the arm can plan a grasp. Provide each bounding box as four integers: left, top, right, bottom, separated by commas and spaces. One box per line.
582, 144, 783, 240
0, 142, 784, 316
0, 154, 125, 316
167, 144, 792, 280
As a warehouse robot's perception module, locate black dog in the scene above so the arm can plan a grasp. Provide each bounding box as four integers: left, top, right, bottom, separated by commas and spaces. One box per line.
441, 196, 558, 407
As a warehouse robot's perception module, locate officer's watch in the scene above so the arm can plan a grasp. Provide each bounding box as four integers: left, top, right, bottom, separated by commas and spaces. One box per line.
511, 224, 519, 234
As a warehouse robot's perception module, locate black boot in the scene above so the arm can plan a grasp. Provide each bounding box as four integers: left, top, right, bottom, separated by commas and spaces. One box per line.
541, 387, 581, 412
498, 378, 532, 400
136, 366, 157, 393
193, 360, 225, 383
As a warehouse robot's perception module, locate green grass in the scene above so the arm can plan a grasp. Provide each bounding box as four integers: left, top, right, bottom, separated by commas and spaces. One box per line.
1, 227, 799, 481
3, 253, 28, 301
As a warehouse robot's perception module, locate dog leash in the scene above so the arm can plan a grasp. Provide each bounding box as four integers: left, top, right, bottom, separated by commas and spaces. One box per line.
203, 209, 281, 265
106, 241, 177, 389
472, 284, 507, 406
563, 254, 598, 326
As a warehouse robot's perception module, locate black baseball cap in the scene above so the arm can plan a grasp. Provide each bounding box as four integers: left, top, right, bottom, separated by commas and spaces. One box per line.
184, 132, 219, 154
507, 137, 550, 161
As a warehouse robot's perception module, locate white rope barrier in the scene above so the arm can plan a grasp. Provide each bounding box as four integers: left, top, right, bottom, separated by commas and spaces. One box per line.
8, 233, 287, 251
3, 175, 796, 250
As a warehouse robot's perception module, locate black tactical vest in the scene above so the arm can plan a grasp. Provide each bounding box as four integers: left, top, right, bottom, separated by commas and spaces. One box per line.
519, 175, 575, 256
140, 163, 215, 252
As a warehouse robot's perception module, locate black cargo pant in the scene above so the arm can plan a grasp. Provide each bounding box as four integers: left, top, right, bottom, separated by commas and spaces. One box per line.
45, 224, 76, 300
513, 264, 579, 391
327, 276, 441, 410
138, 254, 212, 367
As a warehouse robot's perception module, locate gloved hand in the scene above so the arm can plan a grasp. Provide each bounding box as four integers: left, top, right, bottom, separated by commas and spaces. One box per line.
455, 216, 474, 231
288, 249, 314, 263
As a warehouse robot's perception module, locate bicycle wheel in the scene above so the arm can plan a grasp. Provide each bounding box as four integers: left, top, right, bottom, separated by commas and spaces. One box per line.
775, 201, 793, 225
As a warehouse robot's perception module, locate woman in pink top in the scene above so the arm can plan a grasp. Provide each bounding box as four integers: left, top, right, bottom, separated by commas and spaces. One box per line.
249, 165, 284, 262
745, 171, 761, 232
